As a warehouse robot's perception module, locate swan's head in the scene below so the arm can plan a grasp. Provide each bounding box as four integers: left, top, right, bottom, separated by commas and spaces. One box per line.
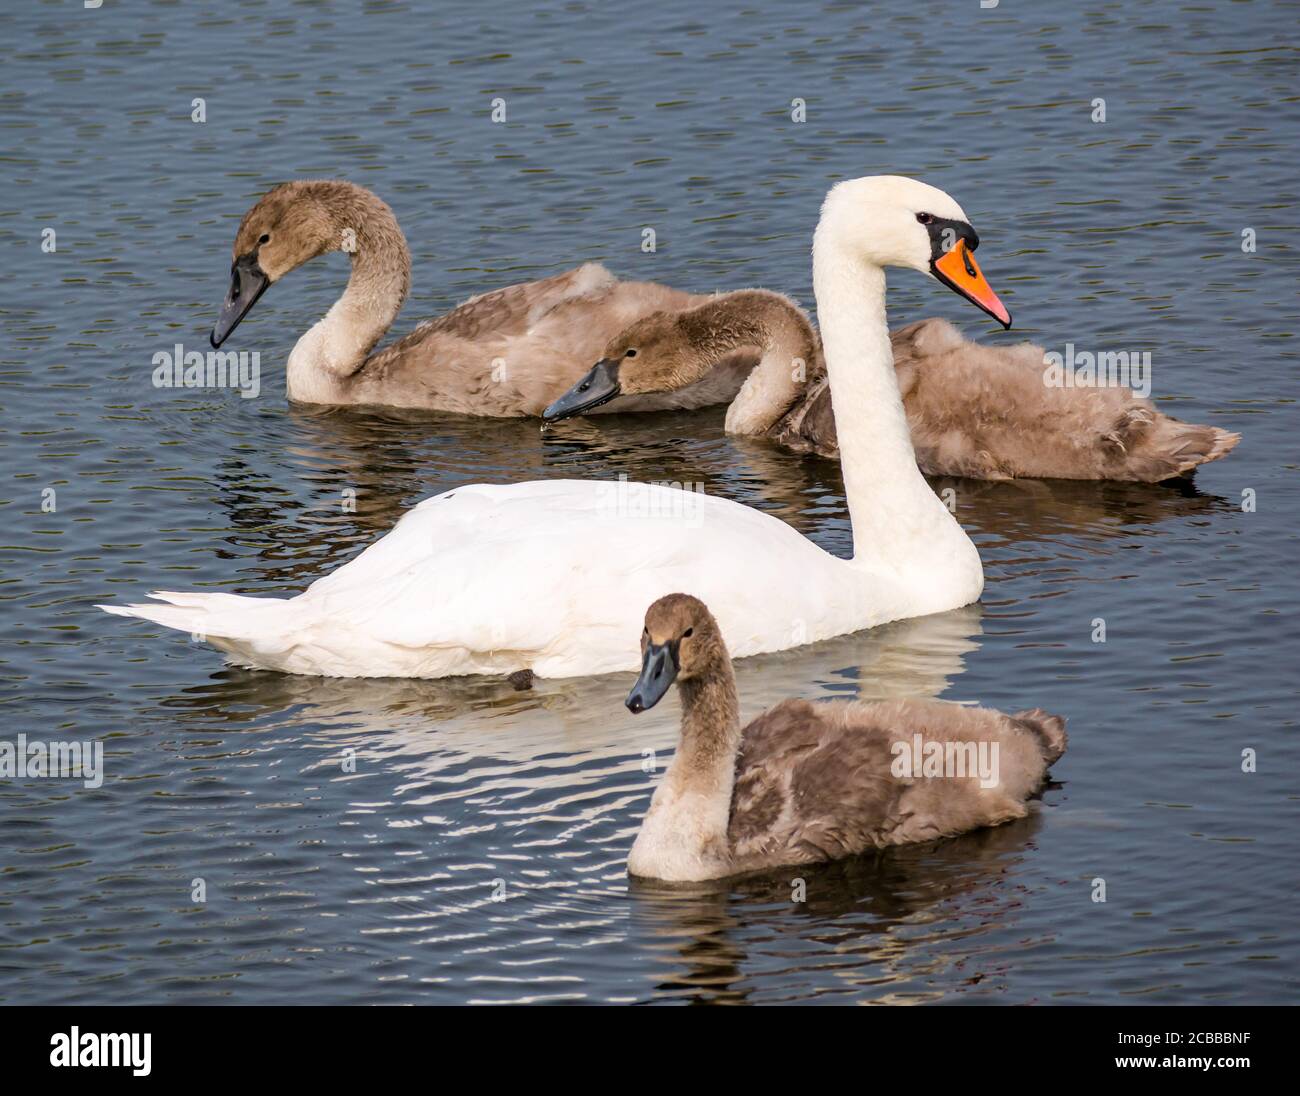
626, 594, 728, 713
211, 180, 394, 348
819, 175, 1011, 328
542, 310, 706, 420
542, 290, 804, 422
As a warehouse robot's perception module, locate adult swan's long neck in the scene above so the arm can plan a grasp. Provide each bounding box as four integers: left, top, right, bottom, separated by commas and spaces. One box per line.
286, 195, 412, 402
812, 222, 983, 601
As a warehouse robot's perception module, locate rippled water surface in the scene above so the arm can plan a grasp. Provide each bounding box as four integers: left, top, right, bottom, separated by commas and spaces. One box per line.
1, 0, 1297, 1004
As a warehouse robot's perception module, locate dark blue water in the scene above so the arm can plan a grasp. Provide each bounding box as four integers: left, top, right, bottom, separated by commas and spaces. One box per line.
0, 0, 1296, 1003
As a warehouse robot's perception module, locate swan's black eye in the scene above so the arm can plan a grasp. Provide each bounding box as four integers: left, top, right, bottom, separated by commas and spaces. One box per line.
259, 233, 271, 244
916, 213, 934, 225
624, 349, 637, 358
683, 627, 693, 638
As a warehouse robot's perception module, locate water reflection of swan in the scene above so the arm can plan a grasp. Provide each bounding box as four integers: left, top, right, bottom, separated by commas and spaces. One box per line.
156, 604, 983, 775
937, 473, 1235, 548
626, 812, 1048, 1004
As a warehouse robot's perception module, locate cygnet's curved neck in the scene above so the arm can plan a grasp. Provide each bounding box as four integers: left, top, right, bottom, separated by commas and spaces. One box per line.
717, 293, 822, 435
661, 660, 743, 850
626, 649, 742, 881
287, 193, 412, 396
673, 663, 743, 797
629, 292, 818, 435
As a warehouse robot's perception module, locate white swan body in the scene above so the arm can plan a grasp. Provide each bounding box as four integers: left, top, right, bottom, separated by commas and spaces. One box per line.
107, 480, 970, 678
102, 177, 999, 679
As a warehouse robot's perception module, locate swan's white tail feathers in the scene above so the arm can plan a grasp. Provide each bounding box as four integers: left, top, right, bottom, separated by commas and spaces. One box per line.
97, 590, 303, 648
148, 590, 232, 608
99, 599, 203, 634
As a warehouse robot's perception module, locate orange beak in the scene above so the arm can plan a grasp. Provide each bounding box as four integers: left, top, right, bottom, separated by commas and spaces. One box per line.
932, 240, 1012, 328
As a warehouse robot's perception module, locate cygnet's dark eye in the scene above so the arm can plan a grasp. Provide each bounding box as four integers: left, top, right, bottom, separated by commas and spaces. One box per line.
683, 627, 693, 638
916, 213, 934, 226
624, 349, 637, 358
259, 233, 271, 244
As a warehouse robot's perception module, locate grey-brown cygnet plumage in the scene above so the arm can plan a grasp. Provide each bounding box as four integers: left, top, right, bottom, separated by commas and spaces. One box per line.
209, 180, 753, 414
546, 289, 1239, 482
624, 593, 1067, 882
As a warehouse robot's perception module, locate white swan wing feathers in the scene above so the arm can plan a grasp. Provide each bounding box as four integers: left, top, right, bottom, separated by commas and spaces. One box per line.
306, 481, 848, 652
101, 480, 862, 677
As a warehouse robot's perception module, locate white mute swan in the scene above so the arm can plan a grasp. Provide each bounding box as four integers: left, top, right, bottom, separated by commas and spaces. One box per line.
544, 291, 1240, 481
209, 180, 753, 413
103, 176, 1009, 679
624, 594, 1066, 882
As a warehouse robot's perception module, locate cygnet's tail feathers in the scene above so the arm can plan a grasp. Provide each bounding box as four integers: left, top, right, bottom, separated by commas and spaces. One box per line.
1108, 408, 1241, 481
1013, 708, 1068, 766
